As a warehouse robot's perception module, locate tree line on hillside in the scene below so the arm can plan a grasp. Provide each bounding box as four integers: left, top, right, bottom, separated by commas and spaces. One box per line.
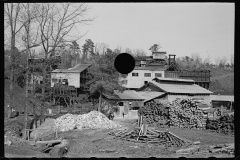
175, 53, 234, 71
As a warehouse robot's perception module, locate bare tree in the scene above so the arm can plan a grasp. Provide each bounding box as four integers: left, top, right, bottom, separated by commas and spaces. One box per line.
125, 48, 133, 55
219, 56, 228, 69
230, 54, 234, 67
95, 42, 109, 55
4, 3, 41, 118
214, 57, 221, 66
203, 55, 211, 65
132, 49, 147, 57
191, 53, 202, 68
35, 3, 94, 96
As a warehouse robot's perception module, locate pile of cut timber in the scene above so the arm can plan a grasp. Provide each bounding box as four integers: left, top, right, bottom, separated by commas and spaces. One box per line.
138, 101, 169, 126
108, 127, 190, 147
168, 99, 205, 129
54, 111, 121, 132
206, 114, 234, 134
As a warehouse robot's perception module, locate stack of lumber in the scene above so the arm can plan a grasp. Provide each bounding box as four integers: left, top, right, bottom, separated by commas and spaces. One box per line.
108, 127, 190, 147
54, 111, 121, 132
167, 99, 205, 129
209, 143, 234, 155
138, 101, 169, 125
206, 114, 234, 134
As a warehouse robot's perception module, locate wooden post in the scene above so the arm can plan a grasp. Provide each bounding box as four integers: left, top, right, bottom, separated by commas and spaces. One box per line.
230, 101, 232, 112
34, 129, 37, 142
27, 130, 29, 141
221, 105, 223, 116
55, 129, 58, 139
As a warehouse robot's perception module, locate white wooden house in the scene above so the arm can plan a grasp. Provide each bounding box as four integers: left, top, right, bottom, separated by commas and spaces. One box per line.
51, 64, 91, 89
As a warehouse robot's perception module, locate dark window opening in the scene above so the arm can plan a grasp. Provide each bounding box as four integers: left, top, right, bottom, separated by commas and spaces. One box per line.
155, 73, 162, 78
132, 73, 139, 77
144, 73, 151, 77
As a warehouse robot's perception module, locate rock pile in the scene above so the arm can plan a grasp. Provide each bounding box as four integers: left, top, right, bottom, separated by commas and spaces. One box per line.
54, 111, 121, 132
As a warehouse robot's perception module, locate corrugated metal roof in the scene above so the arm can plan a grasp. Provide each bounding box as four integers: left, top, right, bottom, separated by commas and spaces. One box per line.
52, 64, 91, 73
114, 90, 144, 100
153, 77, 195, 82
136, 91, 166, 102
150, 81, 213, 94
211, 95, 234, 102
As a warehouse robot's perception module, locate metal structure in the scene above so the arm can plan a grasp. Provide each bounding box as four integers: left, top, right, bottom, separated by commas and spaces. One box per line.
165, 55, 211, 89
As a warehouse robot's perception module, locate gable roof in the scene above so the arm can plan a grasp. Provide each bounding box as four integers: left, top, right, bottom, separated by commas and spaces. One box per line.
114, 90, 144, 100
137, 91, 166, 102
52, 64, 91, 73
149, 81, 212, 94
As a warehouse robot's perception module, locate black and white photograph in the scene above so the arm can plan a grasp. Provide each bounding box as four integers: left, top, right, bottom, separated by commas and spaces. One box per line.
4, 2, 234, 158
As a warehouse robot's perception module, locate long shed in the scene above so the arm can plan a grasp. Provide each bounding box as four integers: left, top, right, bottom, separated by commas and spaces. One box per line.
137, 78, 213, 105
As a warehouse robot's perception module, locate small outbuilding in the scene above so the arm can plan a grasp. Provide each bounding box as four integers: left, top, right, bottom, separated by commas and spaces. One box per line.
210, 95, 234, 111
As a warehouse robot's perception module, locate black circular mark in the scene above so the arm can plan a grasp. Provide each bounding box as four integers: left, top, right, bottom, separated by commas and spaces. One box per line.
148, 157, 159, 160
114, 53, 135, 74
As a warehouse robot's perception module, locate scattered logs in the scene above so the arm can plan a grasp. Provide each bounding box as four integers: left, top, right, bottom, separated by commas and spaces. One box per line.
108, 126, 190, 147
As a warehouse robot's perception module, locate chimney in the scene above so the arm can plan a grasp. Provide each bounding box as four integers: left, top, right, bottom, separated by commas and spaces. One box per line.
168, 54, 176, 65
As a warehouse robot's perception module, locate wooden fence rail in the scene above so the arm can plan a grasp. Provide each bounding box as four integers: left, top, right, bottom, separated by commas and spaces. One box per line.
23, 128, 59, 142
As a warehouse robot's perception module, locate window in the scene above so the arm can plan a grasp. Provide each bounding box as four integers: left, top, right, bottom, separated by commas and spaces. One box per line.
132, 73, 139, 77
155, 73, 162, 78
118, 102, 124, 106
144, 81, 148, 84
144, 73, 151, 77
62, 79, 68, 85
52, 78, 58, 83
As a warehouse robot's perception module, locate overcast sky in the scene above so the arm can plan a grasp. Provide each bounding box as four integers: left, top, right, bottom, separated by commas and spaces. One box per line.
77, 3, 234, 64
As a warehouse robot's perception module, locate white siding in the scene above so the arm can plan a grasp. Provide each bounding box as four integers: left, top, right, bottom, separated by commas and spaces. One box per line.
153, 52, 165, 59
51, 72, 80, 88
123, 69, 165, 89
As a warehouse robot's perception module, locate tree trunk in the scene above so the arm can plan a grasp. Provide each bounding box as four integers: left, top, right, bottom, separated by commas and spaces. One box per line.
8, 31, 16, 118
98, 93, 102, 112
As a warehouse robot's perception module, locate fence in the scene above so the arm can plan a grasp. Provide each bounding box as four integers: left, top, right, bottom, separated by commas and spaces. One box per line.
22, 127, 60, 142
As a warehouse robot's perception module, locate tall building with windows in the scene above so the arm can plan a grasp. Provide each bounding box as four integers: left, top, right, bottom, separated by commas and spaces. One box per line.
121, 51, 167, 89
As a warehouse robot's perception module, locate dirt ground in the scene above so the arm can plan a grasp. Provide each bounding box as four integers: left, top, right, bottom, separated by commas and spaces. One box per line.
4, 117, 234, 158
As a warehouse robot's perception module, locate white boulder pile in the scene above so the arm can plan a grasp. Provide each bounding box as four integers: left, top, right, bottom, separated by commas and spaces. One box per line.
54, 111, 121, 132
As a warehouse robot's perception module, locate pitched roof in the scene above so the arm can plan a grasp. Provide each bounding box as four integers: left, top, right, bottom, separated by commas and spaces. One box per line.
153, 77, 195, 83
136, 91, 166, 102
150, 81, 213, 94
211, 95, 234, 102
134, 65, 166, 71
52, 64, 91, 73
114, 90, 144, 100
